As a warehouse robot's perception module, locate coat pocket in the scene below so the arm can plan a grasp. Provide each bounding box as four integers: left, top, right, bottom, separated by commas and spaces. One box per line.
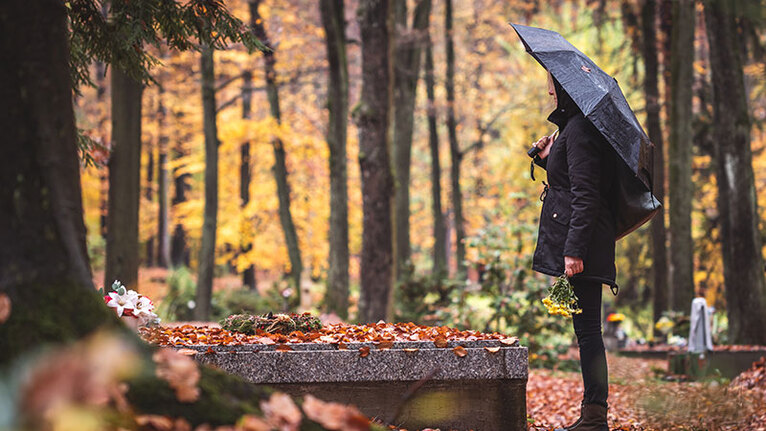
546, 192, 572, 227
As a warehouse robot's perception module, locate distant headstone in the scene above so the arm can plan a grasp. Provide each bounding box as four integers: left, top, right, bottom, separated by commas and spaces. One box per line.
688, 297, 713, 354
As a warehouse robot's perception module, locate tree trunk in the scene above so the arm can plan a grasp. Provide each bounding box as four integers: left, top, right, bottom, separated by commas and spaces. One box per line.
0, 8, 367, 423
157, 82, 171, 268
105, 68, 143, 291
392, 0, 431, 279
240, 70, 257, 291
320, 0, 350, 318
145, 139, 155, 267
194, 43, 219, 321
445, 0, 465, 277
667, 0, 695, 312
171, 123, 191, 268
425, 36, 447, 277
640, 0, 669, 330
250, 0, 303, 295
0, 0, 116, 363
704, 0, 766, 344
355, 0, 394, 323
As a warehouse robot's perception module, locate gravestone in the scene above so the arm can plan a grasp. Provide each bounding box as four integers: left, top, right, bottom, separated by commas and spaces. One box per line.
182, 339, 528, 430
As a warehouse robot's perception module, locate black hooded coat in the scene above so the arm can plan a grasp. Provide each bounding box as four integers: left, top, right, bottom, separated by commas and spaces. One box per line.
532, 80, 618, 286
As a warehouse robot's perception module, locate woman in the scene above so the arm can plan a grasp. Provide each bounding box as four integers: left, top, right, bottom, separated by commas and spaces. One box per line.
530, 72, 617, 431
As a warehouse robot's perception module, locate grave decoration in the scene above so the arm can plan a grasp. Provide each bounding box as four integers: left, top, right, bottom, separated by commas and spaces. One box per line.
221, 312, 323, 336
102, 280, 160, 329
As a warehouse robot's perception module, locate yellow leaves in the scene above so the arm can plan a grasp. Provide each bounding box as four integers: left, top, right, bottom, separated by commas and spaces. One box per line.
153, 348, 201, 403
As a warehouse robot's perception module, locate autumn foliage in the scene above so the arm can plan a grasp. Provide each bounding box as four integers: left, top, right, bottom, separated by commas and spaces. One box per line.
140, 321, 519, 348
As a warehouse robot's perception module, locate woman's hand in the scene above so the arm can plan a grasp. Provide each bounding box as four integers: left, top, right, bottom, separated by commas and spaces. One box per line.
564, 256, 583, 277
534, 134, 555, 159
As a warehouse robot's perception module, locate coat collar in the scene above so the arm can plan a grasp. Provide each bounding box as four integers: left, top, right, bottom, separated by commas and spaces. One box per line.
547, 76, 580, 128
547, 105, 577, 128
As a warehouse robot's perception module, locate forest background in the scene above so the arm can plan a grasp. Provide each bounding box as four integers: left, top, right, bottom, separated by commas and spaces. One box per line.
75, 0, 766, 347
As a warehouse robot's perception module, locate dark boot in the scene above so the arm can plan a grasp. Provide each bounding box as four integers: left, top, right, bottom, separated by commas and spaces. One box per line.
554, 402, 583, 431
565, 403, 608, 431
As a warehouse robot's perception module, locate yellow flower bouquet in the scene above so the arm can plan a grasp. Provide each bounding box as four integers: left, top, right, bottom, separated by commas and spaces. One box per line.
542, 275, 582, 318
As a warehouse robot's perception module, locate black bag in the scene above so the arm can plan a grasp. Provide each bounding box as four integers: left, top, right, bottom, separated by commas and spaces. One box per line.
613, 160, 661, 240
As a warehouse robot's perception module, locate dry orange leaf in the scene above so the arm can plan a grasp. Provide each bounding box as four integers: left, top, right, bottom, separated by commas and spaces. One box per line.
337, 342, 348, 350
453, 346, 468, 357
276, 344, 293, 353
359, 346, 370, 358
434, 337, 449, 348
500, 337, 519, 346
485, 346, 501, 354
403, 348, 419, 354
377, 340, 394, 350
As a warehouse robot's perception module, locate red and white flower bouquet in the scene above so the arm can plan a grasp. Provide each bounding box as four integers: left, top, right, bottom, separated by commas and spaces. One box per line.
102, 280, 160, 329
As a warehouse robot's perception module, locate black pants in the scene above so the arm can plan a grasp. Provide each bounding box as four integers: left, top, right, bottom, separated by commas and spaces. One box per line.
572, 279, 608, 408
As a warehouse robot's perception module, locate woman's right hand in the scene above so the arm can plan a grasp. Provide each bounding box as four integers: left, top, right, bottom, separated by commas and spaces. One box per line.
534, 133, 555, 159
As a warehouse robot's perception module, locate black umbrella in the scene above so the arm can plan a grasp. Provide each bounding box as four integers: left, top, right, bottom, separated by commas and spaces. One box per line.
511, 23, 660, 238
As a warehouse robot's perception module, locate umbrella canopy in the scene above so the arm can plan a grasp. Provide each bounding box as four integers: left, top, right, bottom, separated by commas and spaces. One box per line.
511, 23, 660, 239
511, 23, 654, 190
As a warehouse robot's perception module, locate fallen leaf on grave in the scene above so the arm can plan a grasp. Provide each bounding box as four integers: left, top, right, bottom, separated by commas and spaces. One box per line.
403, 348, 419, 354
177, 349, 198, 356
260, 392, 302, 430
453, 346, 467, 357
359, 346, 370, 358
434, 337, 449, 348
500, 337, 519, 346
236, 414, 271, 431
276, 344, 293, 353
0, 294, 11, 324
377, 340, 394, 350
485, 347, 501, 354
337, 342, 348, 350
257, 337, 276, 345
205, 347, 216, 355
319, 335, 338, 343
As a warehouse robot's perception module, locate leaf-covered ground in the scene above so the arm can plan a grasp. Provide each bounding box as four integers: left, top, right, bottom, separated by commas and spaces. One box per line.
527, 353, 766, 431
